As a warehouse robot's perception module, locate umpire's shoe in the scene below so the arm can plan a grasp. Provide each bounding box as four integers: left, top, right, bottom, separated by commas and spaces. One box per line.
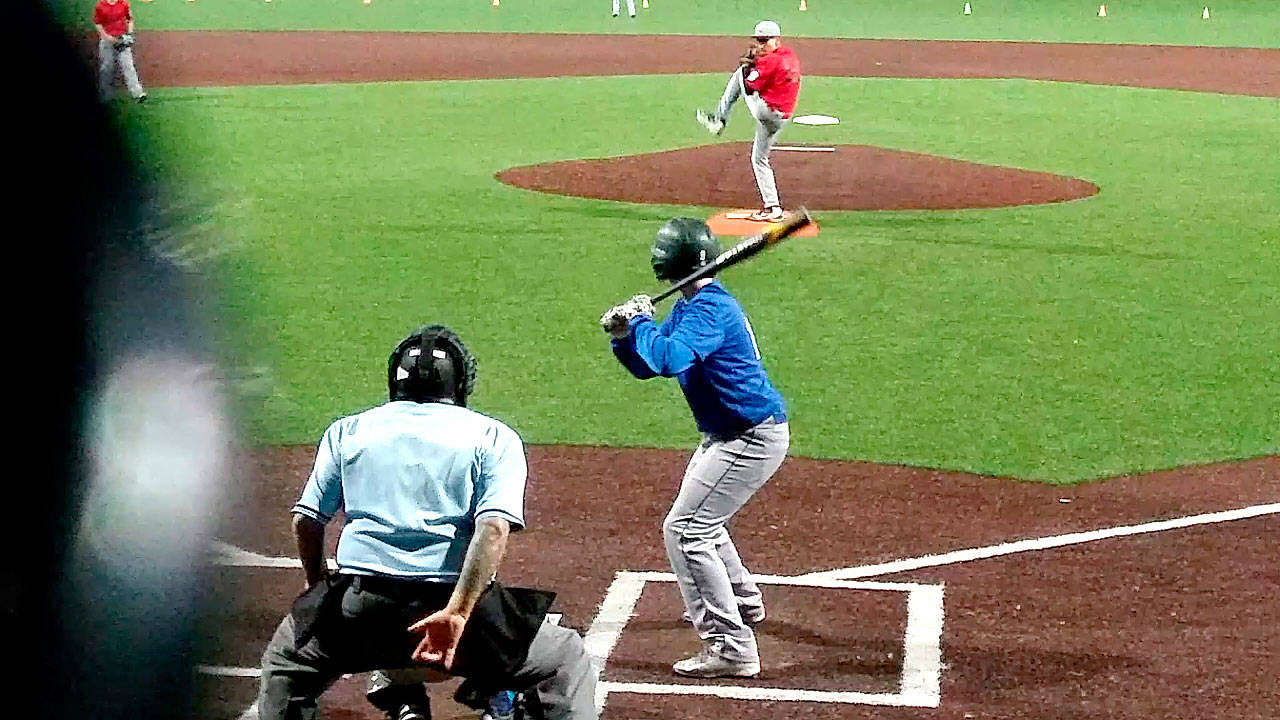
673, 639, 760, 678
391, 703, 430, 720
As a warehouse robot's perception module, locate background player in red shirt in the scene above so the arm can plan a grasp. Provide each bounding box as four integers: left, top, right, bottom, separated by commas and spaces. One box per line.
697, 20, 802, 222
93, 0, 147, 103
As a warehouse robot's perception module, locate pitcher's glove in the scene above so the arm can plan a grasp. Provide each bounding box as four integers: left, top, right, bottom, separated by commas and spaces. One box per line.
599, 294, 655, 339
114, 33, 135, 50
739, 44, 763, 69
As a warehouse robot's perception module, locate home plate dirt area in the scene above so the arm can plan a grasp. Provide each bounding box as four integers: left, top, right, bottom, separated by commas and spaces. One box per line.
202, 447, 1280, 720
161, 32, 1280, 720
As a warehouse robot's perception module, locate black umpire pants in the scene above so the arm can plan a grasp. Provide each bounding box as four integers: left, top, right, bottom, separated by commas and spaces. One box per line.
256, 575, 596, 720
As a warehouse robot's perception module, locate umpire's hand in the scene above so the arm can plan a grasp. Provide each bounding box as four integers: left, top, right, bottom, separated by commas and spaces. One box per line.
408, 609, 468, 669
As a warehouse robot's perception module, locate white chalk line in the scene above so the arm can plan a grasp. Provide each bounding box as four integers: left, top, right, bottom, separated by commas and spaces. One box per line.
584, 571, 944, 710
598, 681, 938, 707
211, 540, 337, 570
585, 572, 650, 713
801, 502, 1280, 581
210, 501, 1278, 715
197, 665, 261, 678
773, 145, 836, 152
900, 584, 944, 705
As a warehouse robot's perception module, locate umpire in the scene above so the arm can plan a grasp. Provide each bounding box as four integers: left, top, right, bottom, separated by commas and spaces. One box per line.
256, 325, 596, 720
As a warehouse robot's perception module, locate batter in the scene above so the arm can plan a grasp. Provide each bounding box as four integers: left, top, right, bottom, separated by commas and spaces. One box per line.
600, 218, 790, 678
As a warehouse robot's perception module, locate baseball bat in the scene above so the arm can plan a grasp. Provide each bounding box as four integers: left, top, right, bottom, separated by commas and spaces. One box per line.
651, 207, 813, 303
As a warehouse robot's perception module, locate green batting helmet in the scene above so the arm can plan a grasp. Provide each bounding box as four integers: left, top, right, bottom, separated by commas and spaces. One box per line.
651, 218, 721, 281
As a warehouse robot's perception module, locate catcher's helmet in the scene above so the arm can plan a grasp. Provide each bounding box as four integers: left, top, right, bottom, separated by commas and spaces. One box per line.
387, 325, 477, 406
651, 218, 720, 281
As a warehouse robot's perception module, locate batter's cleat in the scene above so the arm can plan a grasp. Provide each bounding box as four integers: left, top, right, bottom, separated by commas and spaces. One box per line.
136, 93, 148, 104
673, 641, 760, 678
749, 206, 784, 222
696, 109, 725, 136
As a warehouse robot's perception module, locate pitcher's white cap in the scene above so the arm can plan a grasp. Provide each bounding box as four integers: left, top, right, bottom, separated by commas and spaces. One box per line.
753, 20, 781, 38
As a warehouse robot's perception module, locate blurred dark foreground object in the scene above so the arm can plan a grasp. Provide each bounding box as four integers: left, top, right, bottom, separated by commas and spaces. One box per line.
9, 2, 231, 718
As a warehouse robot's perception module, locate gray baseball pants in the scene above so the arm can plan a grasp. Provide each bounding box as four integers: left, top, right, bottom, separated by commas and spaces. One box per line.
256, 585, 596, 720
663, 418, 790, 662
97, 37, 145, 100
712, 67, 789, 209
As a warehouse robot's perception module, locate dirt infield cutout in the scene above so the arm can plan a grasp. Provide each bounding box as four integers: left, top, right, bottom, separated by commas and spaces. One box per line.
496, 143, 1099, 211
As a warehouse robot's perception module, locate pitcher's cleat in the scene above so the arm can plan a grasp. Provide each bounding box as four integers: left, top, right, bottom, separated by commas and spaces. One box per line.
748, 206, 784, 222
696, 109, 725, 136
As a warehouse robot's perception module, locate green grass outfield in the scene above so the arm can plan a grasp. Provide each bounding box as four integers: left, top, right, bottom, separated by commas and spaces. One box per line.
62, 0, 1280, 47
128, 72, 1280, 483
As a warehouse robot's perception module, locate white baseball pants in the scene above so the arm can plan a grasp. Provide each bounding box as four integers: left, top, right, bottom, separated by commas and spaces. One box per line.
97, 37, 145, 101
712, 67, 789, 209
663, 418, 790, 662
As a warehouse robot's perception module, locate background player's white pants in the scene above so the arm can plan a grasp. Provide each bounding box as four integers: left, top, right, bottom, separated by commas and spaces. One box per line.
611, 0, 636, 16
97, 38, 145, 100
712, 67, 789, 209
663, 419, 789, 663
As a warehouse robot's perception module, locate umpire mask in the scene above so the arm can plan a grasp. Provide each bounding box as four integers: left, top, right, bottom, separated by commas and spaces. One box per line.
387, 325, 477, 406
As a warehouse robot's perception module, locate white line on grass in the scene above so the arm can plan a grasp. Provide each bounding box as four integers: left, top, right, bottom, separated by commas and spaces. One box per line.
801, 502, 1280, 581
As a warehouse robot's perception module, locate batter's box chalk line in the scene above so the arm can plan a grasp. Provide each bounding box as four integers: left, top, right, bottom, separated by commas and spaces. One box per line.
801, 502, 1280, 581
208, 502, 1280, 717
584, 571, 944, 711
582, 502, 1280, 713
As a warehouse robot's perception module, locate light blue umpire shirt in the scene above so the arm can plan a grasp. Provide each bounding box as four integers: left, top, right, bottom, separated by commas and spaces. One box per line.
292, 400, 527, 581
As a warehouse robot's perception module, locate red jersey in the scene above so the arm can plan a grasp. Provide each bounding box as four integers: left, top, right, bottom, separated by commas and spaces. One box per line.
93, 0, 132, 38
744, 45, 801, 117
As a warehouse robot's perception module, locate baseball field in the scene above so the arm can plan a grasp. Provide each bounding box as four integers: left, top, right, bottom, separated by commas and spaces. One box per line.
66, 0, 1279, 718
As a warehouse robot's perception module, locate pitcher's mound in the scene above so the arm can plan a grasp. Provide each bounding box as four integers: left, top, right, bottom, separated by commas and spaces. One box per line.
496, 143, 1098, 211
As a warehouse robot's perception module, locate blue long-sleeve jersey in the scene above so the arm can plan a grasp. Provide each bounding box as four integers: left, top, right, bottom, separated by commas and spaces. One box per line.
611, 280, 786, 438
